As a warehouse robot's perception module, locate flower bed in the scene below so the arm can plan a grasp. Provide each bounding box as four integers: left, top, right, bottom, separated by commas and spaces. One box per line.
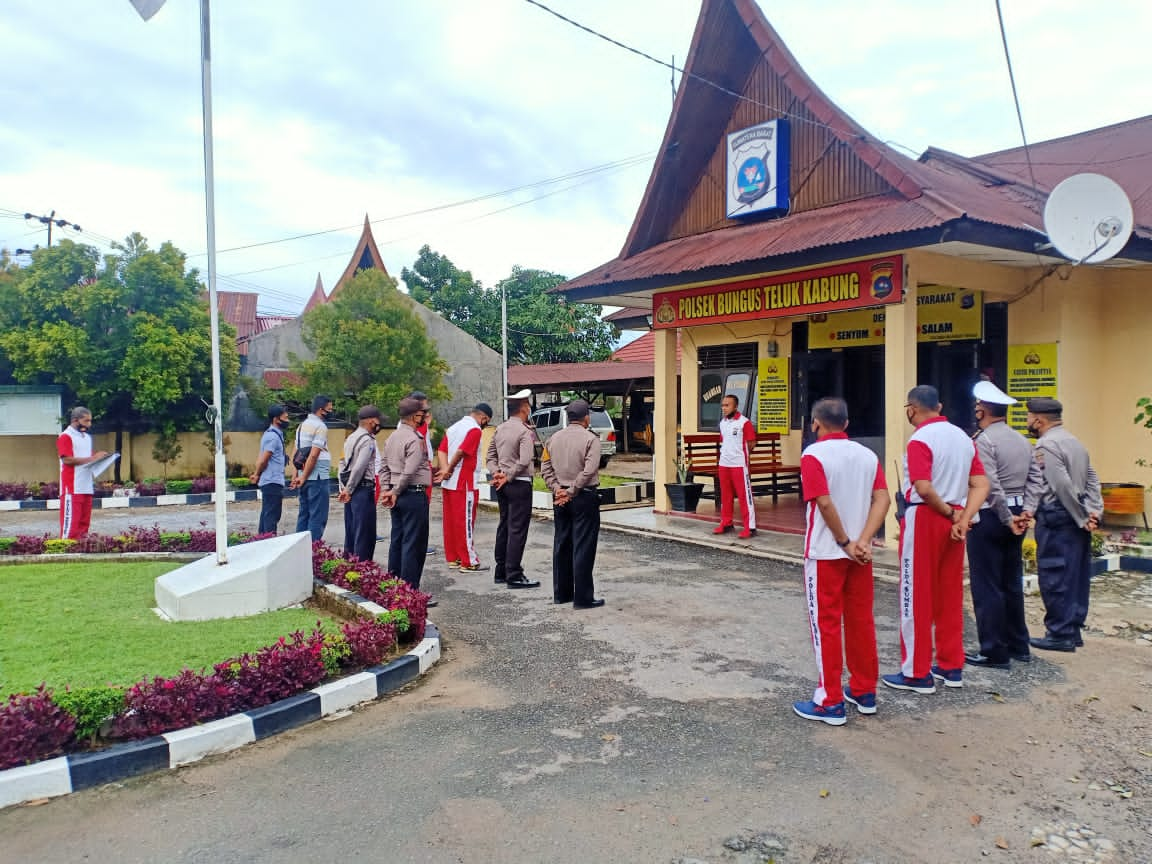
0, 537, 430, 771
0, 476, 255, 501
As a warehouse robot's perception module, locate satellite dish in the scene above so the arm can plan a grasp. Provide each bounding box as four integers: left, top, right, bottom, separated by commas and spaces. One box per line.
1043, 173, 1133, 264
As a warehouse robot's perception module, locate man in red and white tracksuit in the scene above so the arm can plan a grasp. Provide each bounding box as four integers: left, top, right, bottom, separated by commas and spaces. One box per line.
793, 397, 890, 726
57, 406, 108, 539
883, 385, 988, 695
437, 403, 493, 571
713, 394, 757, 539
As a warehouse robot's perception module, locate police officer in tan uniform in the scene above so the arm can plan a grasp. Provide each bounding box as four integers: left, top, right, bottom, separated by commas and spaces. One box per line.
541, 400, 604, 609
965, 382, 1033, 667
486, 390, 541, 590
1015, 397, 1103, 652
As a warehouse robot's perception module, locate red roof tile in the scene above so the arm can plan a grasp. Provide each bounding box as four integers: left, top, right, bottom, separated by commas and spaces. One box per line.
610, 331, 682, 365
263, 370, 303, 390
255, 315, 294, 334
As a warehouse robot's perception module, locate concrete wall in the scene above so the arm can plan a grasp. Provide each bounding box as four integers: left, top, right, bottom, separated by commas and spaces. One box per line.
0, 428, 364, 483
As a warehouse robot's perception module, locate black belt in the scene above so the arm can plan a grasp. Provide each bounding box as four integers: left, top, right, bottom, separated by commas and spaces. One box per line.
355, 480, 373, 489
402, 485, 427, 493
579, 486, 599, 494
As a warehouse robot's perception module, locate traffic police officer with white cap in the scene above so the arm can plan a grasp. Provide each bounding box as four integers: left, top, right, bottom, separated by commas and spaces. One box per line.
965, 381, 1034, 667
1015, 397, 1103, 652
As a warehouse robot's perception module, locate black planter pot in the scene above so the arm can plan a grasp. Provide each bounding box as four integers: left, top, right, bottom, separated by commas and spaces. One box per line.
665, 482, 705, 513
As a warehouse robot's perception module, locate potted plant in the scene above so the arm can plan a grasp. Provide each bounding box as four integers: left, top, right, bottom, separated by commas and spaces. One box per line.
664, 446, 704, 512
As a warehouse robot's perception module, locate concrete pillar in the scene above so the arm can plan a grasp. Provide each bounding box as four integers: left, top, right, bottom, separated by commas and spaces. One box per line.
882, 276, 918, 542
653, 328, 679, 511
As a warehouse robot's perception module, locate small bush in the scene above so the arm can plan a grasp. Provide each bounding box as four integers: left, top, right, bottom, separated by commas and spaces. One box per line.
43, 538, 78, 555
54, 686, 126, 744
93, 481, 116, 499
341, 619, 397, 667
159, 531, 192, 550
1090, 531, 1107, 558
0, 481, 28, 501
190, 476, 215, 494
135, 481, 166, 497
0, 686, 77, 770
32, 482, 59, 501
229, 477, 251, 490
10, 533, 49, 555
112, 669, 225, 739
0, 537, 15, 554
165, 480, 194, 495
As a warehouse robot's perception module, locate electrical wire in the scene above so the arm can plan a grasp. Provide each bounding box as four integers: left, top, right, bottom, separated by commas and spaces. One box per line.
994, 0, 1040, 195
520, 0, 910, 149
187, 151, 655, 258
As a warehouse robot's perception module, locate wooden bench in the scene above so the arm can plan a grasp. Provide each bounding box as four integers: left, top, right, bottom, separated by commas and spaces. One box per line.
682, 432, 802, 503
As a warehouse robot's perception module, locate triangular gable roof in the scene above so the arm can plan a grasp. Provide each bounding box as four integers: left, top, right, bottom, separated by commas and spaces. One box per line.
623, 0, 924, 258
303, 273, 327, 314
559, 0, 1152, 304
331, 215, 390, 297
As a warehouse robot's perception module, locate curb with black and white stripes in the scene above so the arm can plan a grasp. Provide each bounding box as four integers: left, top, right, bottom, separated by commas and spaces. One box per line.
0, 488, 280, 512
0, 588, 441, 810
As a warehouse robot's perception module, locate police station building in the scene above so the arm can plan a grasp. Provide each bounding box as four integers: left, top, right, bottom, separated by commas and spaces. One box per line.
558, 0, 1152, 529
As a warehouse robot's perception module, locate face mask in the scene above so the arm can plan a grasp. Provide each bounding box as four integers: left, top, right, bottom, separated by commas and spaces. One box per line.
905, 408, 916, 427
276, 418, 289, 429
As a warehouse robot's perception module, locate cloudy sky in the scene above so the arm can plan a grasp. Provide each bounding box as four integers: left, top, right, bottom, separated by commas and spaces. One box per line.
1, 1, 1148, 317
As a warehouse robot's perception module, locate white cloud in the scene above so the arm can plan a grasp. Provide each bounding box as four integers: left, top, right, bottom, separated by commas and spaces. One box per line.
1, 0, 1148, 313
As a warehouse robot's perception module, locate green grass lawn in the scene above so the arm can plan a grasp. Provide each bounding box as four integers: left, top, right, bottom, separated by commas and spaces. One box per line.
0, 561, 335, 697
531, 473, 637, 493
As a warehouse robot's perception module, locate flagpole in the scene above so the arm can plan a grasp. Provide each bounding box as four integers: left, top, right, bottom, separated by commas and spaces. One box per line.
199, 0, 229, 565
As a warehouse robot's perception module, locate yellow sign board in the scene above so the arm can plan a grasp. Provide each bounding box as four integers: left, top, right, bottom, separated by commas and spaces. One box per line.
757, 357, 790, 434
1006, 343, 1058, 434
808, 289, 983, 348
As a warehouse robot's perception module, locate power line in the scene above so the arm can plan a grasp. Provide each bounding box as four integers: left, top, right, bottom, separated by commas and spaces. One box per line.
520, 0, 911, 151
994, 0, 1040, 195
190, 151, 655, 258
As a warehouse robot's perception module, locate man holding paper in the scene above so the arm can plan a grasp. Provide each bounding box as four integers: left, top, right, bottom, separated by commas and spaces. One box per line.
57, 406, 111, 539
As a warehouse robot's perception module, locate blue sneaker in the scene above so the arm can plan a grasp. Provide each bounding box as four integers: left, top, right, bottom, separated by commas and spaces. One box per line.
931, 666, 963, 688
881, 672, 936, 694
792, 700, 847, 726
843, 687, 877, 715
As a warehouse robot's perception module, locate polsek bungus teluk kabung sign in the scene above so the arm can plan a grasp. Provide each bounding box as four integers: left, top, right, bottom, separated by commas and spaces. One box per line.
651, 256, 904, 330
726, 119, 790, 219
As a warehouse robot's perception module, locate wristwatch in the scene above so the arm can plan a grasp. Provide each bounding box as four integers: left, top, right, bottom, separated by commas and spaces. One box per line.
837, 538, 850, 548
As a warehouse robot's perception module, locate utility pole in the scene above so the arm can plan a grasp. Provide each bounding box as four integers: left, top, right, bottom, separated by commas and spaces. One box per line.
23, 210, 82, 246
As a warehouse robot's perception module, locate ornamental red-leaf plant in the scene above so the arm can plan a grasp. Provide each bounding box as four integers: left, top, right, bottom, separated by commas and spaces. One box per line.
215, 629, 328, 710
340, 619, 398, 668
112, 669, 226, 739
0, 686, 77, 770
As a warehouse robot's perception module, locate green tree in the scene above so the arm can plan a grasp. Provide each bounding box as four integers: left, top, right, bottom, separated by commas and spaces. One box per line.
151, 422, 183, 480
0, 238, 239, 479
498, 266, 618, 364
287, 268, 449, 419
404, 247, 618, 364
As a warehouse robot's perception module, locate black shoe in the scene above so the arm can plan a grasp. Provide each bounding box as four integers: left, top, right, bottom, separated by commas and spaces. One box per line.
964, 653, 1010, 669
426, 547, 437, 556
1074, 634, 1084, 647
494, 574, 506, 584
554, 598, 573, 605
1029, 635, 1076, 652
573, 599, 605, 609
375, 535, 386, 542
426, 596, 439, 608
506, 577, 541, 589
1010, 652, 1033, 663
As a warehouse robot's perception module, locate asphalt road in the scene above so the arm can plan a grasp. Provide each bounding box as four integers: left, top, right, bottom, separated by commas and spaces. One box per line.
3, 500, 1149, 863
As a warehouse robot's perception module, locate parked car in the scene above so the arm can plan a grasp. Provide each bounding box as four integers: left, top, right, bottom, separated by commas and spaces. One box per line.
529, 403, 616, 469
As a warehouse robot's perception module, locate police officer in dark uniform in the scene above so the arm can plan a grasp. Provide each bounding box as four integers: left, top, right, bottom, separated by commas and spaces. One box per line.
964, 382, 1033, 667
1016, 398, 1103, 652
540, 400, 604, 609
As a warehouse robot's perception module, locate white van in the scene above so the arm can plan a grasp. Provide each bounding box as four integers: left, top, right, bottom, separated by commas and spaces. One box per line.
529, 404, 617, 469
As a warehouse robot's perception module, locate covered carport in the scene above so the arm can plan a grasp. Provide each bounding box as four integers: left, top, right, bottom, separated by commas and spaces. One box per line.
507, 360, 655, 453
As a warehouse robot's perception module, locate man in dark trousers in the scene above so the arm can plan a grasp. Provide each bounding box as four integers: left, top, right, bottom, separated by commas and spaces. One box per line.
338, 405, 382, 563
249, 404, 291, 535
379, 397, 434, 602
965, 382, 1034, 668
1016, 398, 1102, 652
486, 389, 541, 590
541, 400, 604, 609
